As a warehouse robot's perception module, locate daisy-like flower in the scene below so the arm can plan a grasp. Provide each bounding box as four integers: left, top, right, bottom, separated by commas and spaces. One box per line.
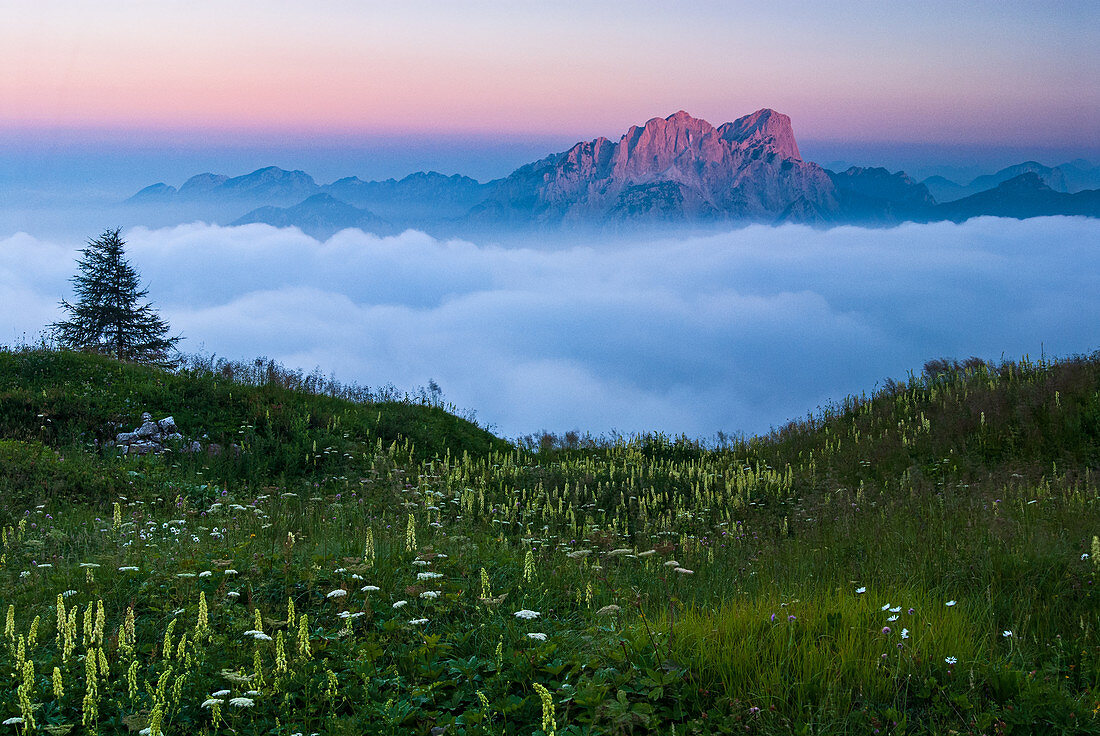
855, 587, 867, 594
945, 600, 957, 607
527, 632, 548, 641
514, 609, 540, 620
887, 615, 899, 622
901, 628, 909, 639
1002, 630, 1013, 638
945, 656, 958, 665
881, 603, 892, 611
392, 600, 409, 609
326, 589, 348, 599
889, 606, 901, 613
361, 585, 380, 592
228, 697, 255, 707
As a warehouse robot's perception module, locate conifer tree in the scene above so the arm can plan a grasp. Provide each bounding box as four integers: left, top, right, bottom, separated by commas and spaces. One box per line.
51, 228, 181, 365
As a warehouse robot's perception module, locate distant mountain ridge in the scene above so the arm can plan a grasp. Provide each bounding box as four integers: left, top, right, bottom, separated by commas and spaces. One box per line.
231, 194, 397, 240
125, 111, 1100, 233
922, 160, 1100, 202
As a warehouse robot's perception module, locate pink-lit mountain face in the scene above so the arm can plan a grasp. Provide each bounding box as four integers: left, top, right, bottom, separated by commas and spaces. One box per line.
474, 108, 837, 223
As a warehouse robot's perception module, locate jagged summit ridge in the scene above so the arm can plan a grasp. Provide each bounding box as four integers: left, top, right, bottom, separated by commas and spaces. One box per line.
478, 107, 833, 223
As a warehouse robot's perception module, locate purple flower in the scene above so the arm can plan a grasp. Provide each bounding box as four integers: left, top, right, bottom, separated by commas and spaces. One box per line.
882, 627, 891, 634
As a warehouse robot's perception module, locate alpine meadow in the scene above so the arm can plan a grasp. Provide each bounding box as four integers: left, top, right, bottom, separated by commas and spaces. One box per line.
0, 346, 1098, 734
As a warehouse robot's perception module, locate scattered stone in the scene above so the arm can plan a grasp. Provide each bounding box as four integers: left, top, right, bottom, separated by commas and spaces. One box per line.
108, 411, 240, 457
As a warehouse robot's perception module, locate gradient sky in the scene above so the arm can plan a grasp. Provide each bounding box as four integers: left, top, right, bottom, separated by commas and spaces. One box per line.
3, 1, 1098, 150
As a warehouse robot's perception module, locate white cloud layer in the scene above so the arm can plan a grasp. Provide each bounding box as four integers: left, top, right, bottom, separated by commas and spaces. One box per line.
3, 217, 1099, 439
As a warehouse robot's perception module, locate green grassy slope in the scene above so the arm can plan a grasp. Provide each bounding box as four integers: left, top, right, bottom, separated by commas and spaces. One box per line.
0, 347, 1098, 735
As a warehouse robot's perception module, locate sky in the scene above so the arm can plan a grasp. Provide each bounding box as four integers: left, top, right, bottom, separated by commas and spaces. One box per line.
4, 218, 1099, 439
2, 2, 1099, 439
1, 1, 1098, 192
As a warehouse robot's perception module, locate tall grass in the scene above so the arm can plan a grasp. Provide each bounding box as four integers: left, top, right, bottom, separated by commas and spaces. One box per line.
0, 348, 1098, 733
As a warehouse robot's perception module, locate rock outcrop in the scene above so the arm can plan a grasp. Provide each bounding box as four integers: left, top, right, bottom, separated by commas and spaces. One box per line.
111, 413, 184, 455
109, 413, 239, 457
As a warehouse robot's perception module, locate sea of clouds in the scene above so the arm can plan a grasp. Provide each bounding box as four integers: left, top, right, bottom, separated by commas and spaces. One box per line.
3, 217, 1098, 439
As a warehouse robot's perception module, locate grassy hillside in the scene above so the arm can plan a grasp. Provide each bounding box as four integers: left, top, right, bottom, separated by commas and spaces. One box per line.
0, 349, 507, 507
0, 347, 1098, 734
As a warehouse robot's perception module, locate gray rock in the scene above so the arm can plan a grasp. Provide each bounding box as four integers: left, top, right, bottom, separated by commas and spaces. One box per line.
141, 412, 152, 423
157, 416, 177, 433
134, 421, 159, 439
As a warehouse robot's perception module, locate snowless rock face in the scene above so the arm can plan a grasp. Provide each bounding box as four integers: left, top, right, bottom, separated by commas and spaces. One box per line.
479, 108, 836, 223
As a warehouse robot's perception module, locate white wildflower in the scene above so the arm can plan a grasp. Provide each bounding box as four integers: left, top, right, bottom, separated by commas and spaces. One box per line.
326, 589, 348, 599
526, 632, 548, 641
513, 609, 540, 620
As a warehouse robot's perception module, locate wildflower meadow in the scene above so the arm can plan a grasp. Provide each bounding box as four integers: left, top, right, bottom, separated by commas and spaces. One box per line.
0, 348, 1098, 734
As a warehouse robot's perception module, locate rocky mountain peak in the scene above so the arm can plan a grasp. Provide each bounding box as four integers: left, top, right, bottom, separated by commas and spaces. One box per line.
718, 108, 801, 160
